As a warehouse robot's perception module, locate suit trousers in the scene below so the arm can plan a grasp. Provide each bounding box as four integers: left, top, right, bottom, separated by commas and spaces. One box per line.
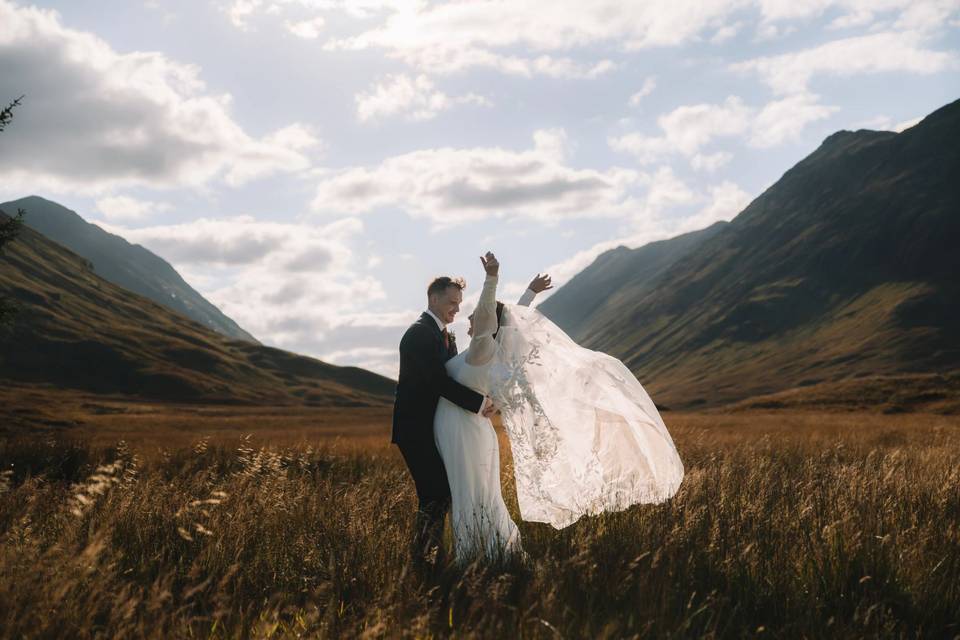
395, 437, 451, 567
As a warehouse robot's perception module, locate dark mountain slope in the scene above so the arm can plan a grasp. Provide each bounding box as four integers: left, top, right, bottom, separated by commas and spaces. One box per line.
0, 195, 257, 343
537, 221, 728, 340
542, 98, 960, 409
0, 214, 394, 406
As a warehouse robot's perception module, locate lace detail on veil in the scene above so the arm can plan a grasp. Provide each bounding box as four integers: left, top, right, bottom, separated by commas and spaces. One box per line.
494, 344, 557, 456
491, 304, 684, 529
491, 340, 560, 521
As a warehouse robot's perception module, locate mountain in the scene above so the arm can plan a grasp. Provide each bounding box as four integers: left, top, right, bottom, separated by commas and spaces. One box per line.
537, 222, 728, 341
0, 213, 395, 407
539, 98, 960, 411
0, 195, 257, 343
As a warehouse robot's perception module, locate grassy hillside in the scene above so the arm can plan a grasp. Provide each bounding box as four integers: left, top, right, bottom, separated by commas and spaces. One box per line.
541, 98, 960, 410
537, 221, 727, 340
1, 195, 258, 343
0, 211, 395, 407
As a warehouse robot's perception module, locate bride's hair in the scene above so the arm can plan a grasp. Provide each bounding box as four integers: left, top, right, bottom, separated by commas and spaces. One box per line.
493, 301, 505, 340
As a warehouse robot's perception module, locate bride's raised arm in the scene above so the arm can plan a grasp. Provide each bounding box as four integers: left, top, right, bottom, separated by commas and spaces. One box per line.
466, 252, 499, 366
517, 272, 553, 307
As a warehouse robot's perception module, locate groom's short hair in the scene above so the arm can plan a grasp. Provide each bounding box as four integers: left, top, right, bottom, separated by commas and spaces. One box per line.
427, 276, 466, 298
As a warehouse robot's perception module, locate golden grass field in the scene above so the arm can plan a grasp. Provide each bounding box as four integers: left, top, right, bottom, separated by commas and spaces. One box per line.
2, 404, 959, 638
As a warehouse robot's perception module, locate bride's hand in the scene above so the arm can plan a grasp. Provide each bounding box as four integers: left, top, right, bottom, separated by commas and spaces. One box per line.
480, 251, 499, 277
528, 273, 553, 293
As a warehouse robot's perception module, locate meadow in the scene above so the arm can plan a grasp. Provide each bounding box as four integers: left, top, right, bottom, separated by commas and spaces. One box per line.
1, 408, 959, 639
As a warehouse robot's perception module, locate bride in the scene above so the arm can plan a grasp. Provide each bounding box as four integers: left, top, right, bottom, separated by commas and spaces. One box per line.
433, 251, 529, 563
434, 251, 684, 563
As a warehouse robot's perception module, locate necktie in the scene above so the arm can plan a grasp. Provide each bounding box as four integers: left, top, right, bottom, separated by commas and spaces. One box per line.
442, 328, 449, 349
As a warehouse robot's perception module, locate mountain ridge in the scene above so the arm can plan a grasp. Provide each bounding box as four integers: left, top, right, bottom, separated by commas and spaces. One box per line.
0, 195, 258, 343
539, 97, 960, 410
537, 221, 729, 341
0, 211, 395, 407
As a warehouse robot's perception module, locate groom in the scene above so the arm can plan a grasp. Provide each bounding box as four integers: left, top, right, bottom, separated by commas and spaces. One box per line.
392, 275, 498, 568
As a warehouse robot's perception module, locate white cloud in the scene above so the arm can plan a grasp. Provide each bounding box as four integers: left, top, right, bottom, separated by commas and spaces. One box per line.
321, 1, 747, 76
686, 181, 752, 229
894, 115, 923, 131
528, 56, 616, 79
826, 9, 875, 29
333, 309, 420, 329
851, 115, 897, 130
757, 0, 959, 32
92, 215, 361, 268
538, 167, 696, 285
320, 346, 397, 378
542, 177, 751, 290
0, 1, 319, 195
641, 166, 698, 212
310, 129, 642, 226
731, 31, 958, 94
285, 16, 326, 38
345, 47, 617, 79
355, 74, 490, 122
628, 77, 658, 106
749, 93, 838, 147
95, 195, 172, 221
754, 22, 784, 40
226, 0, 261, 30
640, 95, 753, 153
894, 0, 960, 32
90, 213, 411, 370
609, 96, 753, 164
543, 237, 638, 289
225, 0, 395, 29
850, 116, 923, 133
223, 0, 960, 83
224, 124, 322, 185
691, 152, 734, 172
850, 113, 924, 132
612, 93, 838, 165
226, 0, 335, 30
710, 21, 743, 43
143, 0, 177, 24
757, 0, 834, 22
210, 271, 389, 350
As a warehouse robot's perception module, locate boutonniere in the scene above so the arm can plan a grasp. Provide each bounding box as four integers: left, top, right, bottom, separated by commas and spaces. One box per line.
447, 330, 457, 346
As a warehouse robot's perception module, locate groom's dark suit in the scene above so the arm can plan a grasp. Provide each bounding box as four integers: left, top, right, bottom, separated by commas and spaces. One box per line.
392, 311, 484, 564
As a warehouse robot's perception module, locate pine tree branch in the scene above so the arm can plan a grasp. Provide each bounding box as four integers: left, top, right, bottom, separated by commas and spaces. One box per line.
0, 95, 24, 133
0, 208, 25, 253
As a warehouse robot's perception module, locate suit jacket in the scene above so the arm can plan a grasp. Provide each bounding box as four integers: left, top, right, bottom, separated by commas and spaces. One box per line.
391, 312, 485, 444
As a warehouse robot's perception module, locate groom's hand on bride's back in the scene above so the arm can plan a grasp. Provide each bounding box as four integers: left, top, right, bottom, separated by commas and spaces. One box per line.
482, 398, 498, 418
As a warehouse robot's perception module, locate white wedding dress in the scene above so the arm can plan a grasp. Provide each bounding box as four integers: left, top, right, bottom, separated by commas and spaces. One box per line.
434, 273, 527, 563
436, 272, 685, 561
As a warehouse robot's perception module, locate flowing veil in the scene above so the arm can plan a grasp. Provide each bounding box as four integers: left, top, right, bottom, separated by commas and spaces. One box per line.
490, 303, 684, 529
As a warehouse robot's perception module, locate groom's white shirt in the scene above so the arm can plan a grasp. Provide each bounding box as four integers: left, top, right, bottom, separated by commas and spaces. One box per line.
425, 285, 538, 415
425, 308, 447, 331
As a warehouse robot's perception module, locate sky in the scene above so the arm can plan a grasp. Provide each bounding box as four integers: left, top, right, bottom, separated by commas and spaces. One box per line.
0, 0, 958, 378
